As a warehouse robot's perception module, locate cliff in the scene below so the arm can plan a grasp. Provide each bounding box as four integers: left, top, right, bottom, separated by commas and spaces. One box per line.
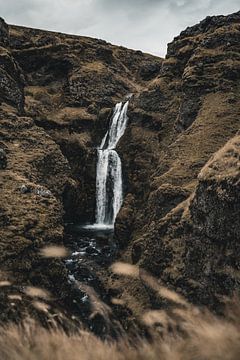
0, 16, 162, 326
113, 11, 240, 315
0, 11, 240, 327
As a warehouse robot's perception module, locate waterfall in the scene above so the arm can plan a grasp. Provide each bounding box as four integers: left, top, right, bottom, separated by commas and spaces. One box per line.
95, 101, 129, 228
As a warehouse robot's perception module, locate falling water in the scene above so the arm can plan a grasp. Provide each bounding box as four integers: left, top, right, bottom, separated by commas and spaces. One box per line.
95, 101, 129, 228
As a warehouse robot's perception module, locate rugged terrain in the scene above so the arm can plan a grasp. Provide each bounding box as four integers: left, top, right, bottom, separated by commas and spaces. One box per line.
113, 11, 240, 316
0, 11, 240, 329
0, 16, 162, 328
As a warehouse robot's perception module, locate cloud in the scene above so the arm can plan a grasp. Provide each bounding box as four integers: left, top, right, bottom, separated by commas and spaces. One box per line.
0, 0, 239, 56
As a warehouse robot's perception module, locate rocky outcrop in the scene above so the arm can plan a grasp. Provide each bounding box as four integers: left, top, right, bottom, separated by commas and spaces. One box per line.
166, 11, 240, 131
112, 11, 240, 316
0, 20, 24, 112
116, 11, 240, 245
0, 105, 73, 324
137, 135, 240, 309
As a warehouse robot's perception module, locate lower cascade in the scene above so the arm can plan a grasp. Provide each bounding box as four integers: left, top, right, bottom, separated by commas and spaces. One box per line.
95, 101, 129, 228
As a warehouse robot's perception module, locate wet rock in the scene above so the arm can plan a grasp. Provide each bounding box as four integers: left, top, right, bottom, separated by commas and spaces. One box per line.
19, 184, 30, 194
19, 185, 52, 197
33, 187, 52, 197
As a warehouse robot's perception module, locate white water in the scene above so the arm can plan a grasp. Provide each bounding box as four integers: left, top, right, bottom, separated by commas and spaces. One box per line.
95, 101, 129, 228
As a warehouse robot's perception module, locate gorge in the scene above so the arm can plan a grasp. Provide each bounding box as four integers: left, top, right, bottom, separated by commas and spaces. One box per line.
0, 9, 240, 339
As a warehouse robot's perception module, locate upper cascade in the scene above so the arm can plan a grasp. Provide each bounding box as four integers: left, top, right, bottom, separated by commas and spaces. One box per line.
100, 101, 129, 150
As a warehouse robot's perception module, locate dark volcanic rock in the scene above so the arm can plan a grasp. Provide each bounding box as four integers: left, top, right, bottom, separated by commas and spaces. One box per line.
176, 95, 201, 131
178, 11, 240, 38
0, 17, 9, 46
139, 62, 161, 81
0, 33, 24, 112
190, 136, 240, 243
0, 65, 24, 112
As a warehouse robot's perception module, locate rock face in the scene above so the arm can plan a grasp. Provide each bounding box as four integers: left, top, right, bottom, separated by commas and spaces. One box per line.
0, 11, 240, 327
116, 10, 240, 237
112, 11, 240, 315
137, 135, 240, 310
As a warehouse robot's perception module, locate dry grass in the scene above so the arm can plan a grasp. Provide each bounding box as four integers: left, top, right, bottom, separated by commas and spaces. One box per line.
0, 262, 239, 359
152, 91, 240, 191
199, 134, 240, 182
0, 303, 239, 360
81, 61, 107, 73
40, 245, 69, 258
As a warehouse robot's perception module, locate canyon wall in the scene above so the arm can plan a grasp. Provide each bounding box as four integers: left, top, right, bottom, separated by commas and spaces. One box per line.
0, 16, 162, 324
114, 11, 240, 314
0, 11, 240, 324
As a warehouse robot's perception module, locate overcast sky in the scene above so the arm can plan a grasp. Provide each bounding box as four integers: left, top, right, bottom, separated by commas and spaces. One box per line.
0, 0, 239, 57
